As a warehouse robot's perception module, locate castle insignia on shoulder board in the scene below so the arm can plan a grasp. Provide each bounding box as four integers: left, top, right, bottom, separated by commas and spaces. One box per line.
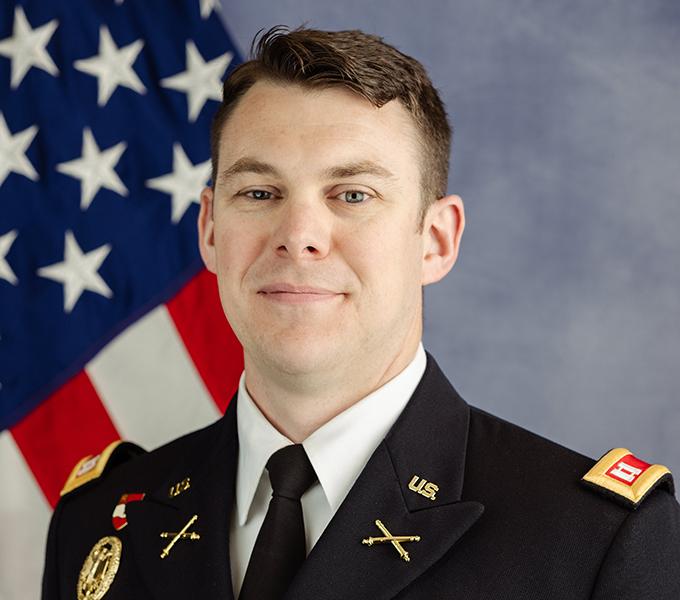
61, 440, 146, 497
581, 447, 675, 510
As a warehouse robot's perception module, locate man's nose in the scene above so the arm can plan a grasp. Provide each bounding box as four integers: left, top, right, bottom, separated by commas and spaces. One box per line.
270, 196, 331, 260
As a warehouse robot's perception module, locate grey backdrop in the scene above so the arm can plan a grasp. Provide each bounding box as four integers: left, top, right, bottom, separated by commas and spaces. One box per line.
221, 1, 680, 477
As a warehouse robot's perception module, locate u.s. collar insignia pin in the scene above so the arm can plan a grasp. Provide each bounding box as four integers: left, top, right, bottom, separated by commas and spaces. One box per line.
77, 536, 122, 600
169, 477, 191, 498
362, 519, 421, 562
408, 475, 439, 501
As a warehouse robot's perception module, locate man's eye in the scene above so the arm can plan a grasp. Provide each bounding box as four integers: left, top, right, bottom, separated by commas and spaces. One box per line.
244, 190, 273, 200
338, 190, 369, 204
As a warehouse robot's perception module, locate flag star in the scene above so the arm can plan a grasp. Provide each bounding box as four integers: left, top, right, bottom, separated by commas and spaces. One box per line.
0, 230, 19, 285
74, 25, 146, 107
0, 6, 59, 89
160, 40, 232, 122
0, 112, 38, 187
146, 143, 211, 223
37, 231, 113, 313
56, 127, 128, 210
199, 0, 220, 19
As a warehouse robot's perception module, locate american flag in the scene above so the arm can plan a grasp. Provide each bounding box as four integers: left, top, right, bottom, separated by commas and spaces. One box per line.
0, 1, 243, 596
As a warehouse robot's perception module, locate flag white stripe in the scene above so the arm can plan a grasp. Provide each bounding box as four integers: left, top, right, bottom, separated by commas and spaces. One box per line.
86, 304, 221, 451
0, 431, 51, 600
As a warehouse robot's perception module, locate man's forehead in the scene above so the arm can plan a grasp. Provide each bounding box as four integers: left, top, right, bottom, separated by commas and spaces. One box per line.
220, 80, 419, 146
216, 81, 421, 179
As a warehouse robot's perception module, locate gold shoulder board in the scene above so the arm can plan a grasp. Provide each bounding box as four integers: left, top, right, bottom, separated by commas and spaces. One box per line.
61, 440, 145, 497
582, 448, 675, 510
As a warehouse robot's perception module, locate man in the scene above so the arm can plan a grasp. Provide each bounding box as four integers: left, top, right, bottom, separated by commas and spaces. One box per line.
43, 27, 680, 600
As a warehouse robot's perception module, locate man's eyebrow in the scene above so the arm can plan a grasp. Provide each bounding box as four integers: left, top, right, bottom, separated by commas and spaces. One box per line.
324, 160, 397, 181
219, 158, 397, 184
219, 158, 280, 184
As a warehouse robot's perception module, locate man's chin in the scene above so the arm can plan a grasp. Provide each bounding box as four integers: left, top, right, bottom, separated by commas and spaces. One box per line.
257, 337, 344, 377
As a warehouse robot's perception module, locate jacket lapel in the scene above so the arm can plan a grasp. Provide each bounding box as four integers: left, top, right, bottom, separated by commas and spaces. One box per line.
285, 353, 484, 600
122, 399, 238, 600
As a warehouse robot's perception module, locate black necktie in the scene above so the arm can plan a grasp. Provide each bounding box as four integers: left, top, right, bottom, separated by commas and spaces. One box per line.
239, 444, 318, 600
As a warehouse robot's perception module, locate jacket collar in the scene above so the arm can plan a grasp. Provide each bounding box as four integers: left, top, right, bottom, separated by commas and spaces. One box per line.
122, 351, 482, 600
123, 399, 239, 600
284, 351, 484, 600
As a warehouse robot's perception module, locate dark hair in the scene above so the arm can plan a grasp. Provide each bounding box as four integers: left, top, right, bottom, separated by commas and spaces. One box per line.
210, 26, 451, 226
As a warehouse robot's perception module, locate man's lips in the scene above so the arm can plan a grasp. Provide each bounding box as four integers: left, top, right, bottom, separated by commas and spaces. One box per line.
258, 284, 343, 304
259, 283, 338, 294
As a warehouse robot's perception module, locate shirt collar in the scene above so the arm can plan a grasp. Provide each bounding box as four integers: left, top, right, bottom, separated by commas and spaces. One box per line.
235, 343, 427, 526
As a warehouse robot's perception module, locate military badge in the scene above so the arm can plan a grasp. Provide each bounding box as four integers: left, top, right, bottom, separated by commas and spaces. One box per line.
160, 514, 199, 558
362, 519, 421, 562
77, 536, 122, 600
111, 492, 145, 531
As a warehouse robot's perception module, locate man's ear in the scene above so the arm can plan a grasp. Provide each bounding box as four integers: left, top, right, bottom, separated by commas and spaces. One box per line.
198, 186, 217, 274
421, 194, 465, 286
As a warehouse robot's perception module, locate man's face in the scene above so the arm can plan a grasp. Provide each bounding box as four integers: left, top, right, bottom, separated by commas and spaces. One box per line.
199, 81, 461, 379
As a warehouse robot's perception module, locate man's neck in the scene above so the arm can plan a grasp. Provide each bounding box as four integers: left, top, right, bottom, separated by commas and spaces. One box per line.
242, 341, 421, 443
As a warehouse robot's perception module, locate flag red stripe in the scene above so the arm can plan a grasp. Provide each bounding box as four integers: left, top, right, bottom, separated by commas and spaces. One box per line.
166, 268, 243, 414
11, 371, 121, 507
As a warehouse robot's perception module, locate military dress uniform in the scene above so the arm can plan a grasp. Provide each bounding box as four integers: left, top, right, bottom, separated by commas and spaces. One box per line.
42, 352, 680, 599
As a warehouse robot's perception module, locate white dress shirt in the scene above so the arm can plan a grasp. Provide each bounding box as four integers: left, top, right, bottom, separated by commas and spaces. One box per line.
229, 342, 427, 596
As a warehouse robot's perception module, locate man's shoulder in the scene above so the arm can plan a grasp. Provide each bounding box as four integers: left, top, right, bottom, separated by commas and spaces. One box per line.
464, 404, 678, 516
57, 415, 226, 508
414, 352, 677, 516
459, 404, 680, 597
467, 405, 595, 474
